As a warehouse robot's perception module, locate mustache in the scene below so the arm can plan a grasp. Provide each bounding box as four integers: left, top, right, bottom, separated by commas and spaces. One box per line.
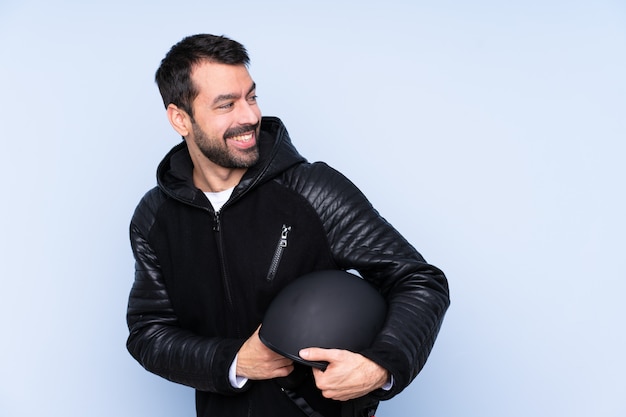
224, 122, 260, 139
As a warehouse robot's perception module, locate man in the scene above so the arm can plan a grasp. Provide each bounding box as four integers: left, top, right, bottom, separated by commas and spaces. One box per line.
127, 34, 449, 417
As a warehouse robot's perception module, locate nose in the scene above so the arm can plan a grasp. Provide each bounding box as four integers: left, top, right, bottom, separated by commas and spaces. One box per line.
237, 99, 260, 127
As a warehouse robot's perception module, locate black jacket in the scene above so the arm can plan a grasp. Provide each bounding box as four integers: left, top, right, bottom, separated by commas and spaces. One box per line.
127, 117, 449, 417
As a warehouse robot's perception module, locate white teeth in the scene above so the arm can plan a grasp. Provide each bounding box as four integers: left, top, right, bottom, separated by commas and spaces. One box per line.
231, 133, 253, 142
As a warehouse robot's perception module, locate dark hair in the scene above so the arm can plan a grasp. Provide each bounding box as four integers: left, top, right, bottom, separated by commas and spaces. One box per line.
155, 34, 250, 118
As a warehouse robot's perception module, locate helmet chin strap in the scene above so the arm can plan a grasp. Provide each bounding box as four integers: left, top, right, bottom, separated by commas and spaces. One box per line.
275, 365, 326, 417
280, 385, 326, 417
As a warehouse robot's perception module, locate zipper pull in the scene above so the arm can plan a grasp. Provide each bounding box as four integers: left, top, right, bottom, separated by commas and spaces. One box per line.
279, 225, 291, 247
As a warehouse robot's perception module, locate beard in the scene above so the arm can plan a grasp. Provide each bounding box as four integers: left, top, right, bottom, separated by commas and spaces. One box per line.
192, 121, 260, 169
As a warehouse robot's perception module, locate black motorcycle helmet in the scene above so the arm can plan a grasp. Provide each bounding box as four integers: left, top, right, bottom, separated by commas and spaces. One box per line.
259, 270, 387, 369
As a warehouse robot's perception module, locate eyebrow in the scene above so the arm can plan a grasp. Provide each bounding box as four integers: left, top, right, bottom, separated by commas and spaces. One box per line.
212, 82, 256, 105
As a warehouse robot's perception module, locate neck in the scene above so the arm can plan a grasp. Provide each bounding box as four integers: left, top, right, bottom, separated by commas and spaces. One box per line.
193, 165, 246, 193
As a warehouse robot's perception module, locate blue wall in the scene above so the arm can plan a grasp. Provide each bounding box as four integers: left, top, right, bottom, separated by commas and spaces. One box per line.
1, 1, 624, 416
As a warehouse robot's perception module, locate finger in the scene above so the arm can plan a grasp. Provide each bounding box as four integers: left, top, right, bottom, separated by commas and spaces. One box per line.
311, 367, 325, 380
299, 347, 339, 362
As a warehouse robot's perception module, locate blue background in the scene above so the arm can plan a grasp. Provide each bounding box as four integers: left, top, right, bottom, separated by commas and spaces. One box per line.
1, 1, 625, 416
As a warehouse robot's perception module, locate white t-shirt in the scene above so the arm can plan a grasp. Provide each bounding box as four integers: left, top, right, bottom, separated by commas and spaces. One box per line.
204, 187, 235, 212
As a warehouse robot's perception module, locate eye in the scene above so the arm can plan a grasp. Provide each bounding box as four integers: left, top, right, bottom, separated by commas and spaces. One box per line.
247, 95, 258, 104
218, 102, 234, 110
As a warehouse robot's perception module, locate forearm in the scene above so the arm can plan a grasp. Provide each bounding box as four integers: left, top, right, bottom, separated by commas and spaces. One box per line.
359, 267, 449, 398
127, 320, 244, 392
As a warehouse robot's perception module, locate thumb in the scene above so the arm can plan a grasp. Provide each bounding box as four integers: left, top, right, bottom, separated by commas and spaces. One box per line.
299, 347, 332, 361
300, 347, 333, 371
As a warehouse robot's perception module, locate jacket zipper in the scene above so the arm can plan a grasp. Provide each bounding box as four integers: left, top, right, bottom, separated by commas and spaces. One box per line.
213, 210, 240, 336
266, 224, 291, 281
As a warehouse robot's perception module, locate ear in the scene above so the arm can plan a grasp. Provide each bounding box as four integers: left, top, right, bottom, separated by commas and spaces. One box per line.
166, 104, 191, 137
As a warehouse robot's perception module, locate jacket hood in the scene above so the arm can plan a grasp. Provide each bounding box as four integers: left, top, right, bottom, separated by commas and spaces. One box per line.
156, 116, 306, 208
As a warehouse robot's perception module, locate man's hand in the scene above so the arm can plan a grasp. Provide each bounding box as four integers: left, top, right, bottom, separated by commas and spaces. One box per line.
299, 348, 389, 401
236, 325, 294, 380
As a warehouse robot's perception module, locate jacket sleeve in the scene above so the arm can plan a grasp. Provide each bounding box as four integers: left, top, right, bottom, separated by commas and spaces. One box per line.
292, 163, 450, 400
126, 189, 247, 394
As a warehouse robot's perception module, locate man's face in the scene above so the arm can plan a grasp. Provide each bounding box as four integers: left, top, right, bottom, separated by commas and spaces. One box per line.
188, 61, 261, 168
